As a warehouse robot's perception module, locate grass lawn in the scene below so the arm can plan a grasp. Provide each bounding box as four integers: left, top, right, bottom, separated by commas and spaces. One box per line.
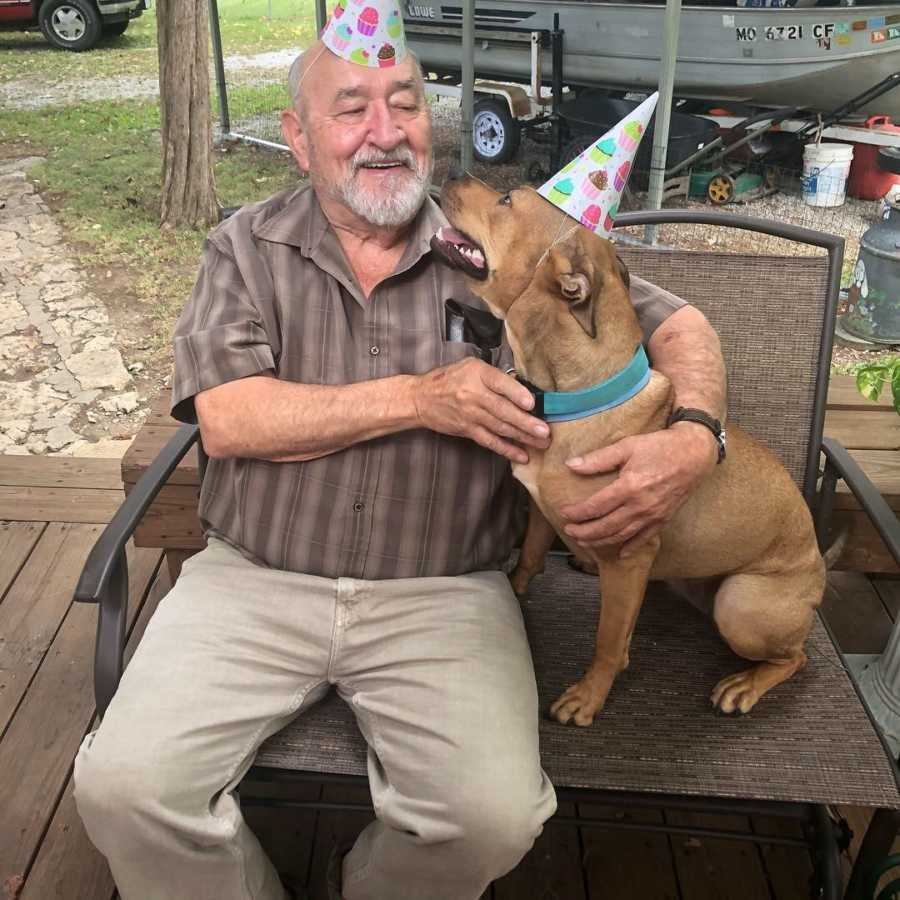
0, 0, 317, 83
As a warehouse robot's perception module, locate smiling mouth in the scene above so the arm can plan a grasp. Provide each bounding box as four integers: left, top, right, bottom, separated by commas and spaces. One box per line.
430, 225, 488, 280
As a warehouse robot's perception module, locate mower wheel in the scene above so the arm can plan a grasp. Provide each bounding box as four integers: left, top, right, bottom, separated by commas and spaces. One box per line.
708, 174, 736, 205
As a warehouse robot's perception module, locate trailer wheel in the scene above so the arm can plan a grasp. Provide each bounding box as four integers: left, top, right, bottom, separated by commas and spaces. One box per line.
472, 98, 520, 164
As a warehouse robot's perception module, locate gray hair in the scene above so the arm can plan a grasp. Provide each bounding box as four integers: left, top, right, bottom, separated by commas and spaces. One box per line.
287, 43, 425, 123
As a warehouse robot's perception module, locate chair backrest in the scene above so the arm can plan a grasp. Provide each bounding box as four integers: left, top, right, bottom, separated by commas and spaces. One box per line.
615, 211, 843, 502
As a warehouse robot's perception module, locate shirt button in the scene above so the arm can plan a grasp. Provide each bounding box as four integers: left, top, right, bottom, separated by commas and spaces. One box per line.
353, 501, 365, 512
369, 346, 380, 356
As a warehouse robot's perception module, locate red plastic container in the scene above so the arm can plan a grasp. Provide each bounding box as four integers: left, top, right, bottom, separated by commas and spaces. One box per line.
847, 116, 900, 201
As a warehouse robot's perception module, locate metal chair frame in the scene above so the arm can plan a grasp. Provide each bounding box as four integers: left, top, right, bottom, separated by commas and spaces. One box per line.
74, 209, 900, 900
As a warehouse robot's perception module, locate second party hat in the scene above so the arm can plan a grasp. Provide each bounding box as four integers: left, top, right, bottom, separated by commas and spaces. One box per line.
538, 93, 659, 237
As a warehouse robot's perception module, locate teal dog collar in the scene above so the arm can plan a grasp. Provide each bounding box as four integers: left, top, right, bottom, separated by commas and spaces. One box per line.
517, 346, 651, 423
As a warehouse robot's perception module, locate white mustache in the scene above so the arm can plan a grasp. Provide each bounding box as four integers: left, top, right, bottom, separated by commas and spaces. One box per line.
352, 146, 417, 174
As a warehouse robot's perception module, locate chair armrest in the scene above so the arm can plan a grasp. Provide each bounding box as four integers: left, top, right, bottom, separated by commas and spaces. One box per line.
74, 423, 200, 718
75, 424, 200, 603
820, 437, 900, 568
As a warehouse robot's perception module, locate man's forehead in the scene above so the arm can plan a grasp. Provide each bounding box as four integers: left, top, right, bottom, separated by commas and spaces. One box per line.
316, 51, 421, 103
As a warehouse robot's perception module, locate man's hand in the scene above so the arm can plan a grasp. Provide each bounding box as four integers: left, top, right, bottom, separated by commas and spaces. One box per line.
413, 358, 550, 463
560, 422, 718, 556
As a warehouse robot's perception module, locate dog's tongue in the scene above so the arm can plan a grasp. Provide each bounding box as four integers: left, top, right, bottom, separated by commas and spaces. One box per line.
436, 226, 486, 269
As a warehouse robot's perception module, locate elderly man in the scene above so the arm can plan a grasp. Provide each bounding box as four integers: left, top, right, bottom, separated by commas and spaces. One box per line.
73, 28, 726, 900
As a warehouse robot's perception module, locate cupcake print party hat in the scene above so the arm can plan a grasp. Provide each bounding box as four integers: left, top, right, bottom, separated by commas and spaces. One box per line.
538, 93, 658, 237
321, 0, 407, 68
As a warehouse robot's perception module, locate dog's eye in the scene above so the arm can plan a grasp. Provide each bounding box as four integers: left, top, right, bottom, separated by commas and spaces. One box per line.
498, 194, 512, 206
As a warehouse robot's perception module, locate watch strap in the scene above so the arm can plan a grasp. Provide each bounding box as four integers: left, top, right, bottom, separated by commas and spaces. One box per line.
666, 406, 726, 463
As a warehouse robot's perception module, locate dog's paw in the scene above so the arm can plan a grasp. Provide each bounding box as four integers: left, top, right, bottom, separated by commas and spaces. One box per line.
549, 679, 607, 726
710, 669, 762, 715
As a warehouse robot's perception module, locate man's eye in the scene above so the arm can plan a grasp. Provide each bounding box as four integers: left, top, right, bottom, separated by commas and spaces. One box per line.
339, 108, 366, 118
498, 194, 512, 206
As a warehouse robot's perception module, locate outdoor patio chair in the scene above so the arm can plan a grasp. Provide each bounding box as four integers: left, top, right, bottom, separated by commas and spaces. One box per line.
74, 209, 900, 899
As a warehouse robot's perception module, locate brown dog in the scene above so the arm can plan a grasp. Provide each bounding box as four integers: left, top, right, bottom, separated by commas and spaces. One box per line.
431, 174, 826, 726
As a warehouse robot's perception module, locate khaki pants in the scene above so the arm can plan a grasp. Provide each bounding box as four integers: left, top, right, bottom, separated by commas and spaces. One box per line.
73, 537, 556, 900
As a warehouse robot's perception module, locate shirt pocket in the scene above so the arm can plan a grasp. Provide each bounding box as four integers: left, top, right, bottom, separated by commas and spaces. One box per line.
439, 340, 492, 366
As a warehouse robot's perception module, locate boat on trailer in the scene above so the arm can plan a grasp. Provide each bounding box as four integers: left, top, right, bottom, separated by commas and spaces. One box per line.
403, 1, 900, 120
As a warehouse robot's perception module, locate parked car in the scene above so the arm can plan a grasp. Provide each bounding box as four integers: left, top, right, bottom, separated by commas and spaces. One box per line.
0, 0, 148, 52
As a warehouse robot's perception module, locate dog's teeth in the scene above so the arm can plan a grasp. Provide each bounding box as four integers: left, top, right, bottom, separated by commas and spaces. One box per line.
471, 249, 485, 267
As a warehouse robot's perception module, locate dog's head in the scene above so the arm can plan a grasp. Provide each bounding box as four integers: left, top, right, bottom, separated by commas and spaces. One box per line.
431, 172, 630, 338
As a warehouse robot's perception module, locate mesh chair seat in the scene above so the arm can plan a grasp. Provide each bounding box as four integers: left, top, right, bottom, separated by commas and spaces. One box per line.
256, 555, 900, 808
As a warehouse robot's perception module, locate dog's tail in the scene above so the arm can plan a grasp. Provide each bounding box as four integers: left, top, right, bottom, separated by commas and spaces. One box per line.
822, 529, 848, 570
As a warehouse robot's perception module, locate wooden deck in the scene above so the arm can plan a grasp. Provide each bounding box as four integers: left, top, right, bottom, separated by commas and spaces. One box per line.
3, 376, 900, 899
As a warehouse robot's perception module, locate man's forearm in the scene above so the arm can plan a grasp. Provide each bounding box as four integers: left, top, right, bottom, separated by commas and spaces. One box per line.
648, 305, 726, 421
196, 374, 421, 461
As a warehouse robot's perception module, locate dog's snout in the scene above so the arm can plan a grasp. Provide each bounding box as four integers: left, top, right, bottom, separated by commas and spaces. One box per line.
445, 166, 467, 183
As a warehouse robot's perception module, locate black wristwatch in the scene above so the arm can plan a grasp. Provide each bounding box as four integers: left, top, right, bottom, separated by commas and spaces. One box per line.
666, 407, 726, 464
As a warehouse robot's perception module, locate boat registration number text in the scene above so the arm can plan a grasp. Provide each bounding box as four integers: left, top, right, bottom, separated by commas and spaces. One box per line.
735, 23, 837, 42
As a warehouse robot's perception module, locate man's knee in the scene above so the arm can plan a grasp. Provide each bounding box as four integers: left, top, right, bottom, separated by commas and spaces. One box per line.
446, 771, 556, 877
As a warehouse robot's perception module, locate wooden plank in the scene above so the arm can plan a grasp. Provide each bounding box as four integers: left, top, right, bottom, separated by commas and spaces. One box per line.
827, 375, 893, 412
834, 450, 900, 511
0, 544, 163, 898
873, 577, 900, 621
821, 571, 894, 654
665, 811, 771, 900
0, 523, 100, 735
0, 486, 123, 525
0, 522, 44, 602
307, 783, 376, 900
165, 548, 199, 582
750, 815, 814, 900
824, 410, 900, 451
144, 389, 179, 428
241, 778, 321, 896
19, 557, 170, 900
0, 457, 123, 491
830, 510, 900, 574
122, 426, 199, 487
579, 803, 679, 900
493, 801, 586, 900
125, 483, 204, 550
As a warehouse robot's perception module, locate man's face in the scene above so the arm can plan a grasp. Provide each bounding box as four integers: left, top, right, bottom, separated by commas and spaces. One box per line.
283, 48, 433, 227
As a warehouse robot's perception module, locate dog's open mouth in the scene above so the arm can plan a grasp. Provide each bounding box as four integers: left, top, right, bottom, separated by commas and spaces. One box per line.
430, 226, 488, 280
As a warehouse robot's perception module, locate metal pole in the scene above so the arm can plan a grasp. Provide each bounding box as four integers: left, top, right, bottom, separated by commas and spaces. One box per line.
644, 0, 682, 245
460, 0, 475, 171
208, 0, 230, 136
315, 0, 327, 34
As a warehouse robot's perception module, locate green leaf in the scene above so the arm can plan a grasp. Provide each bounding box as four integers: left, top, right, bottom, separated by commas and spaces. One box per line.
892, 366, 900, 414
857, 366, 887, 402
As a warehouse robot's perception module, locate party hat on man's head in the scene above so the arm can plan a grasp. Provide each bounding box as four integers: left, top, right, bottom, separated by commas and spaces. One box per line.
538, 93, 658, 238
321, 0, 407, 68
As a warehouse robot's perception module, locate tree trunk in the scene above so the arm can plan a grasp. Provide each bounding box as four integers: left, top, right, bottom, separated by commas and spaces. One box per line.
156, 0, 219, 229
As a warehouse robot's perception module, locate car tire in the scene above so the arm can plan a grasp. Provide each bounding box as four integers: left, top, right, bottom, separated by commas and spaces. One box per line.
472, 98, 520, 165
102, 19, 129, 38
38, 0, 103, 51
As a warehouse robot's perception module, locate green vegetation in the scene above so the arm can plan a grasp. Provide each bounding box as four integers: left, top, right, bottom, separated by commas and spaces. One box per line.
0, 0, 316, 83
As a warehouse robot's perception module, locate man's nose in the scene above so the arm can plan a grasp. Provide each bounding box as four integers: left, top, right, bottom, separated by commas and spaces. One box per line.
368, 101, 404, 148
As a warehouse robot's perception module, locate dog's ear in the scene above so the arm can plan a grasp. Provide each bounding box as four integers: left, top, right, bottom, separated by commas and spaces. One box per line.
548, 230, 599, 338
616, 254, 630, 290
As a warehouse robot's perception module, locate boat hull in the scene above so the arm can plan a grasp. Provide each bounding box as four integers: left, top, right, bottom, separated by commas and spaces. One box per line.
404, 2, 900, 118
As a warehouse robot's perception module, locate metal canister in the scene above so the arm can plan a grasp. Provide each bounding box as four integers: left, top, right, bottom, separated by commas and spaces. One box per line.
841, 203, 900, 343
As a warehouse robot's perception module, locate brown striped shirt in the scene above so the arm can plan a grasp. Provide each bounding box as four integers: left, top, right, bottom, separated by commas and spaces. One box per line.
170, 186, 685, 579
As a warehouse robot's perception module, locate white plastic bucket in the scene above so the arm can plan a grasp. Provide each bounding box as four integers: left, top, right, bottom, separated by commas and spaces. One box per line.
801, 142, 854, 208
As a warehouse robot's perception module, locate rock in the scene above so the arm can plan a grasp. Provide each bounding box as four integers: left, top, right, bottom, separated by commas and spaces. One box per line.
0, 156, 45, 175
25, 440, 47, 454
73, 389, 101, 405
65, 348, 131, 390
127, 362, 145, 374
62, 437, 134, 458
83, 334, 115, 353
41, 281, 79, 302
5, 445, 31, 455
0, 294, 28, 336
44, 423, 82, 451
99, 391, 139, 415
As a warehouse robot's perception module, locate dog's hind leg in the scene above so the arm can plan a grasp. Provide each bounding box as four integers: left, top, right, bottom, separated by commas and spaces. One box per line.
509, 497, 559, 596
709, 567, 823, 714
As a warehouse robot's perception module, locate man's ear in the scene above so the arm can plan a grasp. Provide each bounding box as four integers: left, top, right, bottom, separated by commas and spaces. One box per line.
548, 228, 600, 338
280, 107, 310, 174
